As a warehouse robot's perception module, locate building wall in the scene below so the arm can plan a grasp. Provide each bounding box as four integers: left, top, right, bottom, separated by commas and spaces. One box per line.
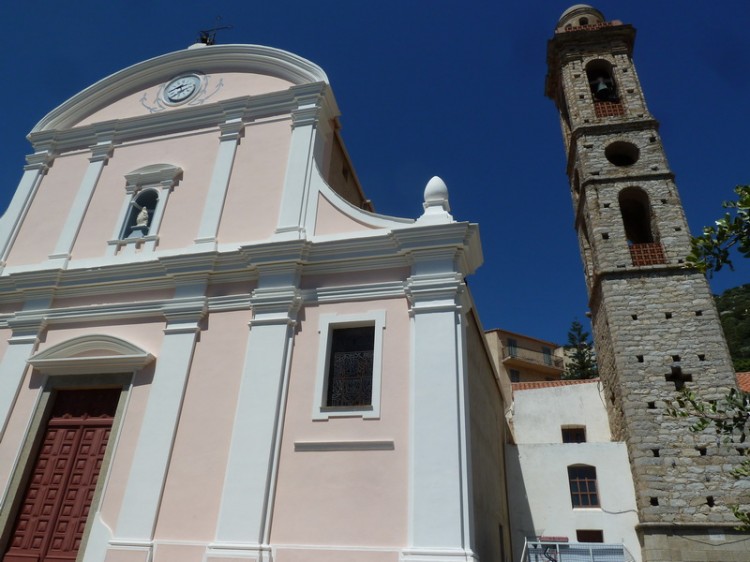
0, 43, 497, 562
467, 312, 512, 562
484, 329, 564, 383
505, 381, 640, 562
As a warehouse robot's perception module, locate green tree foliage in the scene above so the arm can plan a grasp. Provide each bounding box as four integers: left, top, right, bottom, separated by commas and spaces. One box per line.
563, 319, 598, 380
688, 185, 750, 275
667, 388, 750, 529
714, 284, 750, 372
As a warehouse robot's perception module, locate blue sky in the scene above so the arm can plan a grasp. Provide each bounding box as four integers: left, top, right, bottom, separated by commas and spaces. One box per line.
1, 1, 748, 344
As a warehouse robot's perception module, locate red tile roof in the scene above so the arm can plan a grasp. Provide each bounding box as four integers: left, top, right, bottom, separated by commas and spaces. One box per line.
512, 378, 599, 391
737, 372, 750, 392
512, 374, 750, 392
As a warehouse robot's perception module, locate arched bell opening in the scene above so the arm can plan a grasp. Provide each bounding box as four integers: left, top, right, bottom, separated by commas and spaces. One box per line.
586, 60, 624, 118
619, 187, 666, 266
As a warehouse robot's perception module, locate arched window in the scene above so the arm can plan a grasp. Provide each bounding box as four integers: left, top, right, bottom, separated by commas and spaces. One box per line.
568, 465, 599, 507
586, 60, 617, 101
619, 187, 666, 266
586, 60, 624, 118
619, 187, 654, 244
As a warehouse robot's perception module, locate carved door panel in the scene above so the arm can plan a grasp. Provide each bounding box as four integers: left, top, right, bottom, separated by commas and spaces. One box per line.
3, 388, 120, 562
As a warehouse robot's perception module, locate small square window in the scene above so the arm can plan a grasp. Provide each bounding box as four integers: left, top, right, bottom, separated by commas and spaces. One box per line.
313, 311, 385, 420
576, 529, 604, 543
509, 369, 521, 383
562, 426, 586, 443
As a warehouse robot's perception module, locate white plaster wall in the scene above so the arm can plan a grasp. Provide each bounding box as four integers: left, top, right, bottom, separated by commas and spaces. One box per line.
506, 442, 640, 561
512, 381, 611, 443
507, 382, 641, 561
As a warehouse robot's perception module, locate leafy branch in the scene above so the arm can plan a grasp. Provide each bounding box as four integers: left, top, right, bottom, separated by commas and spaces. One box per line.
688, 185, 750, 275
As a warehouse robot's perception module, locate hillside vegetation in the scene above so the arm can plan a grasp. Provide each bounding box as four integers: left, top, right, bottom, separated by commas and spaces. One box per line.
715, 283, 750, 372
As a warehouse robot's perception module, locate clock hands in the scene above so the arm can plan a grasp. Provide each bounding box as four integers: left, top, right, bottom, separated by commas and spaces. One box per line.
164, 75, 201, 103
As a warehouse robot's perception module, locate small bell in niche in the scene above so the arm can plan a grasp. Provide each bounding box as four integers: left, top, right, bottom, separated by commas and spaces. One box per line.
592, 77, 612, 100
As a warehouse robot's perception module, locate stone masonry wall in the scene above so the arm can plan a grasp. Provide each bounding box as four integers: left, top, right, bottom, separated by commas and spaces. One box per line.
597, 270, 749, 525
550, 20, 750, 559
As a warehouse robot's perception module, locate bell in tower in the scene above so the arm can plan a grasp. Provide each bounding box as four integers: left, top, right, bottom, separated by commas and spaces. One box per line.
546, 5, 750, 561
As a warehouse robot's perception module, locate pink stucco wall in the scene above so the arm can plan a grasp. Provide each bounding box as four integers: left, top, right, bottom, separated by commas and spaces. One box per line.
39, 321, 165, 358
155, 310, 250, 541
6, 153, 90, 267
75, 72, 294, 128
71, 131, 216, 258
314, 193, 379, 236
217, 119, 291, 244
271, 299, 410, 547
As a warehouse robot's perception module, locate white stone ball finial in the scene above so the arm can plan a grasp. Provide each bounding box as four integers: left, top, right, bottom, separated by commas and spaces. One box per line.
418, 176, 453, 224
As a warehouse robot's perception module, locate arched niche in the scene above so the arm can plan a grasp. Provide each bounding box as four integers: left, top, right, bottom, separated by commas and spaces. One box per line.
586, 59, 618, 102
618, 187, 657, 244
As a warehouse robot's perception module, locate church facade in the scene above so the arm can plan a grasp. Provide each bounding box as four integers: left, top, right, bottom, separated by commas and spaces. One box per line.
0, 43, 510, 562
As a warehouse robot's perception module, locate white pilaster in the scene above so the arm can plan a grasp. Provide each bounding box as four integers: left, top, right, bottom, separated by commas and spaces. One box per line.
194, 118, 245, 249
402, 259, 476, 562
274, 97, 322, 240
0, 302, 49, 519
48, 139, 114, 267
109, 303, 204, 556
0, 148, 54, 268
207, 265, 300, 562
0, 316, 46, 442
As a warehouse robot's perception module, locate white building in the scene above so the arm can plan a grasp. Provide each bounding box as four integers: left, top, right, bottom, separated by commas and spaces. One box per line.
505, 379, 640, 562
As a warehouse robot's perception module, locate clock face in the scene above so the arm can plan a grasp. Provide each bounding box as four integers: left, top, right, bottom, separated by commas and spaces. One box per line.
164, 75, 201, 103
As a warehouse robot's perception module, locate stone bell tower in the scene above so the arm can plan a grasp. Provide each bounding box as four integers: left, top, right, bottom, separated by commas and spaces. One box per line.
545, 5, 750, 560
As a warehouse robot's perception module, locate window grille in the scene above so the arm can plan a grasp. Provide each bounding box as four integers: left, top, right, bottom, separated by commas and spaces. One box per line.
629, 242, 666, 266
568, 465, 600, 507
326, 327, 375, 407
562, 426, 587, 443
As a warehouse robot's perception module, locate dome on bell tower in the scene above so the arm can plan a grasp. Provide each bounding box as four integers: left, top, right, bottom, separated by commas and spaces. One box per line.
556, 4, 605, 31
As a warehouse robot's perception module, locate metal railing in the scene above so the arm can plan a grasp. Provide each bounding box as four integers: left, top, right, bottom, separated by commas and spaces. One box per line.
521, 539, 635, 562
502, 346, 564, 369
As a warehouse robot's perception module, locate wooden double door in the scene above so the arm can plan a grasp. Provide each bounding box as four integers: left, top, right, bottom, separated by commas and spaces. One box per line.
3, 388, 120, 562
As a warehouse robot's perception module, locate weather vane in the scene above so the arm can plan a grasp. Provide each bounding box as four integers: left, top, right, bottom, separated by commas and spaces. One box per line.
198, 17, 233, 46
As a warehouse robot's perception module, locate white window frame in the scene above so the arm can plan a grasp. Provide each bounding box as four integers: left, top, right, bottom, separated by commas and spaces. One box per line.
107, 163, 182, 256
312, 310, 386, 420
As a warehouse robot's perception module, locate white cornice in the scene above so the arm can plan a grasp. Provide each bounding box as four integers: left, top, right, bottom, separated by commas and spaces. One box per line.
0, 222, 481, 309
33, 45, 331, 134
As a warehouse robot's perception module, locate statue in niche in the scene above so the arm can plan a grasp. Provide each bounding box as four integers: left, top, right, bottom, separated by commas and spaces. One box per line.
135, 205, 149, 227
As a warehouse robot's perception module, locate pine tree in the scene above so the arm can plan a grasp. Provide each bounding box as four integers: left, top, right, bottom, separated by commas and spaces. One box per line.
563, 319, 598, 380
